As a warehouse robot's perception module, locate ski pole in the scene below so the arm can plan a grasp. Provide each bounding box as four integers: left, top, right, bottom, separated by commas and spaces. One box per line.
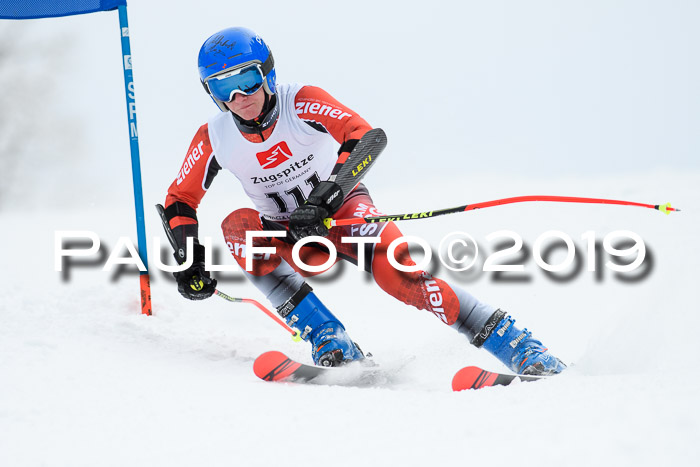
155, 204, 300, 341
213, 290, 301, 341
324, 196, 680, 228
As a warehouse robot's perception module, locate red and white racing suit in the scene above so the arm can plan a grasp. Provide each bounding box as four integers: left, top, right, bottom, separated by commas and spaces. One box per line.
165, 83, 495, 340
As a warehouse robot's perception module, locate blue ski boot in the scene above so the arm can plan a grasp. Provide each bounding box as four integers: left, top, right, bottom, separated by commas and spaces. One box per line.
471, 309, 566, 375
277, 285, 364, 367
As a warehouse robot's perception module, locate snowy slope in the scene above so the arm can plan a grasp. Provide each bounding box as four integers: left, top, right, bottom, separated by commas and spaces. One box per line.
1, 171, 698, 467
2, 1, 699, 465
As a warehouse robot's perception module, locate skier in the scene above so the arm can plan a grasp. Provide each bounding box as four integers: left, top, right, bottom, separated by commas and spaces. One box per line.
163, 27, 566, 374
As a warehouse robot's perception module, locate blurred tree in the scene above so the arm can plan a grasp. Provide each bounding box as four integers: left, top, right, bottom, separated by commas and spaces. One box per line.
0, 21, 76, 210
0, 23, 27, 208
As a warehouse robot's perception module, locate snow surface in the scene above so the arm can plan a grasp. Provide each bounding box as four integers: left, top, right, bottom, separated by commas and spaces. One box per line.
2, 1, 699, 466
2, 172, 699, 467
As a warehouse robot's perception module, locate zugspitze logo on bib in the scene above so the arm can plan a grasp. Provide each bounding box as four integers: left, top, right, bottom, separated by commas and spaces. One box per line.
256, 142, 293, 169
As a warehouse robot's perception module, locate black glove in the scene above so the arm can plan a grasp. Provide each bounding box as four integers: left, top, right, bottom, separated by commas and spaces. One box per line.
173, 243, 217, 300
289, 181, 344, 241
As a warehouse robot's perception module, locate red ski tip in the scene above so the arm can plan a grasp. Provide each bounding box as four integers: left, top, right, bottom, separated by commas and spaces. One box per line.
452, 366, 498, 391
253, 351, 301, 382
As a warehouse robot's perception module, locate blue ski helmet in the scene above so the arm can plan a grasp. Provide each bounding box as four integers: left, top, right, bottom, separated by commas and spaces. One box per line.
198, 27, 276, 111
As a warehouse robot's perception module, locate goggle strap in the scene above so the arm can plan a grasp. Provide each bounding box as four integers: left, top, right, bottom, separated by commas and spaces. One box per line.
201, 79, 211, 95
261, 52, 274, 76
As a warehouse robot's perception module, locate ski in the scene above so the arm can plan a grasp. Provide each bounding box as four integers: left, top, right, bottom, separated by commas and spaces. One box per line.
452, 366, 546, 391
255, 353, 547, 390
253, 350, 390, 387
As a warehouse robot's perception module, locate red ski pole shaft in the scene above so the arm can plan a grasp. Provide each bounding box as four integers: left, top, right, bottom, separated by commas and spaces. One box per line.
325, 196, 680, 227
214, 289, 301, 341
154, 204, 299, 339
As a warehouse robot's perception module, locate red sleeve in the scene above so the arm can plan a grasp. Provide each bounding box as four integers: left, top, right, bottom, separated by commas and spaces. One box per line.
164, 124, 216, 229
294, 86, 373, 172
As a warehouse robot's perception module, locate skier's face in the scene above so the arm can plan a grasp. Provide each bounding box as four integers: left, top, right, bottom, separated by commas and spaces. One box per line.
225, 86, 266, 120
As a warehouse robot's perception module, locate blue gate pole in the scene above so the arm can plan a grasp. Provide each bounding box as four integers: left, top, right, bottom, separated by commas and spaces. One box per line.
117, 4, 152, 315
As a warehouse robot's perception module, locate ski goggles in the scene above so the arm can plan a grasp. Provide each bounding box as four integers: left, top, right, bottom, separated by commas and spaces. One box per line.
204, 63, 265, 102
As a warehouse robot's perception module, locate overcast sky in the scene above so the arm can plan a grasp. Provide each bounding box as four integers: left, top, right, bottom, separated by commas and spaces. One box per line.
4, 0, 699, 208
